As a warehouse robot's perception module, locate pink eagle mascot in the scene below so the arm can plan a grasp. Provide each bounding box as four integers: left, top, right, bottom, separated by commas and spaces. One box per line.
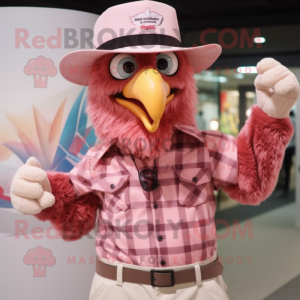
10, 1, 299, 299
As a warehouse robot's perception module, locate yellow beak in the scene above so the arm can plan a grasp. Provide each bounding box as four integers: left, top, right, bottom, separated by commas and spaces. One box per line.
115, 68, 174, 132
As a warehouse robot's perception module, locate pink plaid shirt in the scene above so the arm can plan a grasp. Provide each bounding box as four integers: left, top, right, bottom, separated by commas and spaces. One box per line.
69, 125, 238, 268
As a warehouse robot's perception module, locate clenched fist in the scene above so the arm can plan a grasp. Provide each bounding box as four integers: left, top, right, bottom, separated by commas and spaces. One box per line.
10, 157, 55, 214
255, 58, 300, 118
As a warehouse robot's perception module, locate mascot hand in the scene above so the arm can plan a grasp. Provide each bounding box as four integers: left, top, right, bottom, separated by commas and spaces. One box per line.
255, 58, 300, 118
10, 157, 55, 214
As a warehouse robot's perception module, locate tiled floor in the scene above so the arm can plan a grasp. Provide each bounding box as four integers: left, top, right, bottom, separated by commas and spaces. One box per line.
263, 274, 300, 300
217, 201, 300, 300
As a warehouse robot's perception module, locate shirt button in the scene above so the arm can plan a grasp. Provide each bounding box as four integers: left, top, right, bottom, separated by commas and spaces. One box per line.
192, 177, 197, 182
153, 203, 158, 209
157, 235, 163, 242
161, 260, 166, 266
110, 184, 115, 189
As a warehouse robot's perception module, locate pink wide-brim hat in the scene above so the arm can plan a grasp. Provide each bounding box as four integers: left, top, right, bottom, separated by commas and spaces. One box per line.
60, 1, 222, 86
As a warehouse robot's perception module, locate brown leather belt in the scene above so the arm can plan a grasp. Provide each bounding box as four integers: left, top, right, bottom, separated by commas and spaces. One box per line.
96, 258, 223, 287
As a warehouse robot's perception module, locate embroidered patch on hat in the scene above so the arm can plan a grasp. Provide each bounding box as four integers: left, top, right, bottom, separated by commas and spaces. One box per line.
130, 8, 163, 30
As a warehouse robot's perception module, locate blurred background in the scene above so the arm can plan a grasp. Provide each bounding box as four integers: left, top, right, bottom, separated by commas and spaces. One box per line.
1, 1, 300, 300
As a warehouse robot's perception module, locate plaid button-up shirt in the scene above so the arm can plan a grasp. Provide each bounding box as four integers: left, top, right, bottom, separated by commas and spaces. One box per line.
69, 125, 238, 268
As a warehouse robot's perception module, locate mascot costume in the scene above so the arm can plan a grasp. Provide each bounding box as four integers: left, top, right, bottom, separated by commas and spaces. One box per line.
10, 1, 300, 299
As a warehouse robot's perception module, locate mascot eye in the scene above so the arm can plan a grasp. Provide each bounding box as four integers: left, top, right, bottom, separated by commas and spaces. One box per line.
156, 52, 178, 76
110, 54, 138, 80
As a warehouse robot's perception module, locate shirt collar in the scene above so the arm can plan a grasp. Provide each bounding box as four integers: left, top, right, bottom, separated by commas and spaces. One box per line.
89, 138, 117, 161
90, 125, 204, 160
173, 124, 205, 143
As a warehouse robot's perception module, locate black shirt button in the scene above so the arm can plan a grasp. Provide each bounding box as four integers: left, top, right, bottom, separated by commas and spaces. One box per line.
161, 260, 166, 266
110, 184, 115, 189
153, 203, 158, 209
192, 177, 197, 182
157, 235, 163, 242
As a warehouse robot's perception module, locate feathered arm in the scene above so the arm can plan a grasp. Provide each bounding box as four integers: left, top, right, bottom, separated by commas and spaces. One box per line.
223, 105, 293, 205
35, 172, 100, 241
223, 58, 299, 205
10, 156, 100, 241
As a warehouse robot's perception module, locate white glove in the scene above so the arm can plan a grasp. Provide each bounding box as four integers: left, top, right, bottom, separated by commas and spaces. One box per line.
10, 157, 55, 214
255, 58, 300, 118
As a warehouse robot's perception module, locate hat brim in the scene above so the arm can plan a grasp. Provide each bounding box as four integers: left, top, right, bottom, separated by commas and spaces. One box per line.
59, 44, 222, 86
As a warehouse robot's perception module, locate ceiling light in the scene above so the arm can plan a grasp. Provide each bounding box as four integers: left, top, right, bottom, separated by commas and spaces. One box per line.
237, 67, 257, 74
254, 37, 266, 43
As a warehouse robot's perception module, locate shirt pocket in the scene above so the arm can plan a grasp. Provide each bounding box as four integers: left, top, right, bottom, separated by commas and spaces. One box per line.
91, 174, 130, 213
175, 168, 212, 207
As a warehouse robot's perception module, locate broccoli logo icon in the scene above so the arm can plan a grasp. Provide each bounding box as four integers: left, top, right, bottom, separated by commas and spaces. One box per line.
24, 56, 57, 88
23, 246, 56, 277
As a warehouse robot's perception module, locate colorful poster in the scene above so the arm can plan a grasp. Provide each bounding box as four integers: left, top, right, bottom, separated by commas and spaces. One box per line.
0, 7, 99, 300
0, 7, 98, 208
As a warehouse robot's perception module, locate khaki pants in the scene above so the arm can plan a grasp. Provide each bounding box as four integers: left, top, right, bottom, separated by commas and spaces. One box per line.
89, 260, 229, 300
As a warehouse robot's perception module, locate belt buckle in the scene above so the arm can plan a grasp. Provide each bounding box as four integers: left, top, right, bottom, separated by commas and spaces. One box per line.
150, 269, 175, 287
